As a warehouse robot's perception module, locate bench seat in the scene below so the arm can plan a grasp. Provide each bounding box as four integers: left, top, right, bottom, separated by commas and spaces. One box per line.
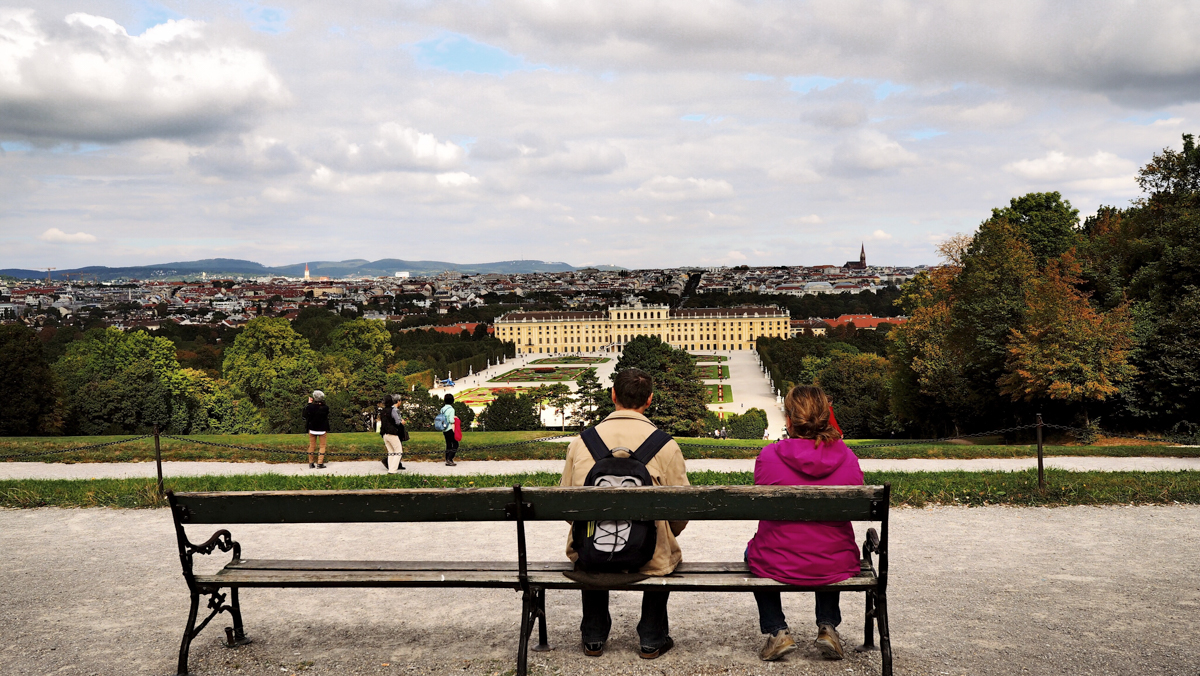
198, 559, 878, 592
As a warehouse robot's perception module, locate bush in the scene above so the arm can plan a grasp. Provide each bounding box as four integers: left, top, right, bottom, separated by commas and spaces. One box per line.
728, 408, 768, 439
478, 391, 541, 431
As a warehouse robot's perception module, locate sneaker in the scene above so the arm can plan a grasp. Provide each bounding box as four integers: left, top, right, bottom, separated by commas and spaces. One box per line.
814, 624, 845, 660
445, 460, 457, 466
638, 636, 674, 660
315, 464, 326, 469
308, 463, 315, 469
397, 463, 406, 470
759, 629, 797, 661
582, 641, 604, 657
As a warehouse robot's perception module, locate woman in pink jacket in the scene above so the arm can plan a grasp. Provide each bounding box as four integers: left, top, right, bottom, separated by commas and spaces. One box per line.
746, 385, 864, 662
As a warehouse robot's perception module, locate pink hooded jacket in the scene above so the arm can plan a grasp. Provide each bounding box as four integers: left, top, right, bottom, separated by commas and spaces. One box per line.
746, 438, 864, 586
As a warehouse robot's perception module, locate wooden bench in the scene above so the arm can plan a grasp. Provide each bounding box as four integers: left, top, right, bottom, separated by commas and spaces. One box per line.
167, 484, 892, 676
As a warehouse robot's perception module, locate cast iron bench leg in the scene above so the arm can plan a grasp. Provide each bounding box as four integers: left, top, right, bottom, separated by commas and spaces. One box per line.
175, 591, 201, 676
531, 588, 551, 652
877, 591, 893, 676
224, 588, 252, 647
859, 589, 876, 651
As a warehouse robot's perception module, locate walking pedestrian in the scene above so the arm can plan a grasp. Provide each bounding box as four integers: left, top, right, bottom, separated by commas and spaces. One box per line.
304, 390, 330, 469
379, 394, 406, 473
440, 393, 459, 466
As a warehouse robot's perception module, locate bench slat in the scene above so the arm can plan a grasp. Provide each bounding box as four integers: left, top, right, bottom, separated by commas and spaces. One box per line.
198, 568, 876, 592
223, 560, 868, 574
174, 485, 885, 524
519, 485, 884, 521
173, 487, 517, 524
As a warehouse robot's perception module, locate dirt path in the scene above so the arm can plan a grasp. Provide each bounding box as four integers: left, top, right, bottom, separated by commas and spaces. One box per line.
4, 456, 1200, 480
1, 504, 1197, 675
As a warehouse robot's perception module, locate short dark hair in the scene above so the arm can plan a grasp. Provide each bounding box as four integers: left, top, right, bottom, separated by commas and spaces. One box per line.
613, 368, 654, 409
443, 393, 455, 405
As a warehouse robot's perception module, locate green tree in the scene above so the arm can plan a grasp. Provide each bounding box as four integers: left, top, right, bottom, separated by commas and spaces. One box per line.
991, 192, 1080, 266
292, 306, 345, 350
222, 318, 321, 406
615, 336, 708, 435
0, 324, 60, 435
573, 368, 611, 427
328, 318, 393, 371
817, 352, 893, 438
727, 407, 768, 439
478, 390, 541, 431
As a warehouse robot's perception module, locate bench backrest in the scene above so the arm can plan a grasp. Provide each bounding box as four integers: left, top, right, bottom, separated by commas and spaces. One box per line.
170, 485, 887, 525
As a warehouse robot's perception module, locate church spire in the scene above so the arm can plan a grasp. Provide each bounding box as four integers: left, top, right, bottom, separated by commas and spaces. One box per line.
860, 243, 866, 266
304, 263, 310, 281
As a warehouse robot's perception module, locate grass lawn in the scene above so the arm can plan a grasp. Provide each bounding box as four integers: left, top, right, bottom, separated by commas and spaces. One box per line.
488, 367, 593, 382
696, 365, 731, 379
529, 357, 610, 365
3, 434, 1198, 463
454, 387, 537, 407
692, 355, 729, 363
706, 384, 734, 403
4, 468, 1198, 509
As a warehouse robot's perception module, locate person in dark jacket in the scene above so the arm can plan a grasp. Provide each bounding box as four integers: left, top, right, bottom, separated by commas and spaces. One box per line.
380, 394, 406, 473
304, 390, 331, 469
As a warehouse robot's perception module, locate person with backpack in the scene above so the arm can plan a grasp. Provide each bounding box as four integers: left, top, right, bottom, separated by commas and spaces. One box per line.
435, 393, 459, 466
379, 394, 407, 473
559, 368, 689, 661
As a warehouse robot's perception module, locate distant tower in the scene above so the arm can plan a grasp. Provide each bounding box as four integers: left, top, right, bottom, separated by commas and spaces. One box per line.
304, 263, 310, 281
860, 243, 866, 268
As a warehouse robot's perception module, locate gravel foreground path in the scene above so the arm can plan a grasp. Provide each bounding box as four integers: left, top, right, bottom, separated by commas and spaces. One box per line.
2, 505, 1198, 676
4, 456, 1200, 480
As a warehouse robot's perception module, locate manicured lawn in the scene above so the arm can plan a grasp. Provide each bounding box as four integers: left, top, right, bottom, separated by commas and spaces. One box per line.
4, 469, 1198, 509
696, 365, 731, 379
488, 367, 593, 382
455, 387, 537, 407
529, 357, 610, 364
2, 434, 1198, 463
706, 384, 734, 403
692, 355, 728, 363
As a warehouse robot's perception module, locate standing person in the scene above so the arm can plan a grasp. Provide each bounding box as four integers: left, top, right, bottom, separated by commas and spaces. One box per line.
304, 390, 330, 469
379, 394, 406, 473
439, 393, 458, 466
745, 385, 864, 662
560, 368, 689, 660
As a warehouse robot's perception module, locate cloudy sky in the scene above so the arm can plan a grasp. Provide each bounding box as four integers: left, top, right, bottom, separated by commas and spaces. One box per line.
2, 1, 1198, 270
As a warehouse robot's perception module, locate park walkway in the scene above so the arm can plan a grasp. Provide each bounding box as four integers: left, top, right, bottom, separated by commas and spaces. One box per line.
3, 456, 1199, 480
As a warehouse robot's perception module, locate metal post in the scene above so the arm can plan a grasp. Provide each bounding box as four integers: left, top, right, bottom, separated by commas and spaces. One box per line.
154, 426, 164, 498
1036, 413, 1044, 489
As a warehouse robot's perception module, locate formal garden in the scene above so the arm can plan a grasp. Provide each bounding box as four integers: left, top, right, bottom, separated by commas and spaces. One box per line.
692, 354, 728, 362
528, 356, 610, 365
454, 387, 536, 407
488, 366, 593, 382
695, 364, 731, 379
706, 383, 734, 403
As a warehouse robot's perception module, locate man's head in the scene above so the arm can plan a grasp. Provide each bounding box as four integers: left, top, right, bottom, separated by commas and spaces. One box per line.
611, 368, 654, 412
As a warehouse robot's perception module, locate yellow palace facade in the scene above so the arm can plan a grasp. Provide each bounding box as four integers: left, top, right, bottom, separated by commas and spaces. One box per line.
494, 302, 790, 354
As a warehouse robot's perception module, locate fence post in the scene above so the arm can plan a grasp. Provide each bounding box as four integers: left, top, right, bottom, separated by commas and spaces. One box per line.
1036, 413, 1044, 489
154, 426, 164, 498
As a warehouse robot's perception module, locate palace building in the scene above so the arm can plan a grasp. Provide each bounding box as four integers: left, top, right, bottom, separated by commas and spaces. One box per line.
494, 302, 790, 354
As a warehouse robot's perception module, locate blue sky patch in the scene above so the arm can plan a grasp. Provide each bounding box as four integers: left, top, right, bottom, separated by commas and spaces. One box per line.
786, 76, 843, 94
681, 114, 707, 122
238, 3, 289, 34
127, 1, 184, 36
1, 141, 33, 152
908, 129, 947, 141
853, 79, 909, 100
411, 33, 541, 75
1125, 112, 1173, 125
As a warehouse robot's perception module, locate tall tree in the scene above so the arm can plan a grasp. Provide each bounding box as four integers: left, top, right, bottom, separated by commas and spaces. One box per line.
0, 325, 60, 435
991, 191, 1080, 266
615, 336, 708, 436
222, 318, 321, 406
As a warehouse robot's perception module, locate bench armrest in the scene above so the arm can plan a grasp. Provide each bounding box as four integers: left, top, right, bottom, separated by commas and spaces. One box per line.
861, 527, 880, 565
181, 529, 242, 578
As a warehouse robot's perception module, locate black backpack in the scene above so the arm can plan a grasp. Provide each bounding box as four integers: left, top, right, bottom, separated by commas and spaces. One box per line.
572, 426, 673, 573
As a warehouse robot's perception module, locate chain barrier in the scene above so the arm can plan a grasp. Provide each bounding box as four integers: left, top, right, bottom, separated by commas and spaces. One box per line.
1041, 423, 1197, 447
0, 435, 153, 460
158, 433, 579, 460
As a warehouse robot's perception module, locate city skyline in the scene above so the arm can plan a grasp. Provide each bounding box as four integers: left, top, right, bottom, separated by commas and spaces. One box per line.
3, 2, 1198, 270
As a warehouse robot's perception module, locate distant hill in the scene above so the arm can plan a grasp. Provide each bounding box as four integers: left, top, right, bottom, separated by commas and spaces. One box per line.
0, 258, 625, 282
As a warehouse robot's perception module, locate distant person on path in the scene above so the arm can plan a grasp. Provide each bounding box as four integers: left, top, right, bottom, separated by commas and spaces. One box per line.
559, 368, 689, 660
439, 394, 459, 466
304, 391, 330, 469
745, 385, 864, 662
379, 394, 406, 473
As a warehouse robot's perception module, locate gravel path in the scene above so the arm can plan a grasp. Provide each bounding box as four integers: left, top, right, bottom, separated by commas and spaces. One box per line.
2, 504, 1197, 675
3, 456, 1200, 480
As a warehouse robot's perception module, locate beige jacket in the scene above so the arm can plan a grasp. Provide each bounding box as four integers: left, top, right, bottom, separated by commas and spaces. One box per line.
560, 409, 690, 576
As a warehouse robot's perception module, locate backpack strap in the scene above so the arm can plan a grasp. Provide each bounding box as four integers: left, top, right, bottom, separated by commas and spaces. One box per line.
580, 426, 611, 463
631, 429, 673, 465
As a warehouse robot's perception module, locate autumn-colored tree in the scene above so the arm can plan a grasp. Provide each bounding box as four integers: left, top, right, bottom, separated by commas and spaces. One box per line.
998, 251, 1136, 423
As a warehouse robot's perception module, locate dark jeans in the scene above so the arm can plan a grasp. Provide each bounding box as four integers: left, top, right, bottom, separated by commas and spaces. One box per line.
753, 590, 841, 634
443, 430, 458, 460
580, 590, 670, 649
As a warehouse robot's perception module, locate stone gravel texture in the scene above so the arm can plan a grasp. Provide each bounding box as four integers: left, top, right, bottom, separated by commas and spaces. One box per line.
2, 504, 1198, 675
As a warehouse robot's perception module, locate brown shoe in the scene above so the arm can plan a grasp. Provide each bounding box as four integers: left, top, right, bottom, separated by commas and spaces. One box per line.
582, 641, 604, 657
638, 636, 674, 659
759, 629, 797, 661
814, 624, 845, 660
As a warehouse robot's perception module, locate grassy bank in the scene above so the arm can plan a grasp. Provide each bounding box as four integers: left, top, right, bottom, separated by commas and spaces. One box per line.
2, 469, 1197, 510
1, 432, 1196, 463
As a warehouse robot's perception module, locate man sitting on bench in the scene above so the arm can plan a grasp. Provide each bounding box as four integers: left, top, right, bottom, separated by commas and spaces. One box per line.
559, 367, 690, 660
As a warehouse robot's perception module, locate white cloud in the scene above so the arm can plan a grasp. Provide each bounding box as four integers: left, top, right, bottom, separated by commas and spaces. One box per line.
435, 171, 479, 187
795, 214, 823, 224
0, 9, 286, 142
727, 250, 747, 260
39, 227, 96, 243
871, 229, 893, 240
627, 175, 735, 201
832, 130, 919, 174
1004, 150, 1135, 182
